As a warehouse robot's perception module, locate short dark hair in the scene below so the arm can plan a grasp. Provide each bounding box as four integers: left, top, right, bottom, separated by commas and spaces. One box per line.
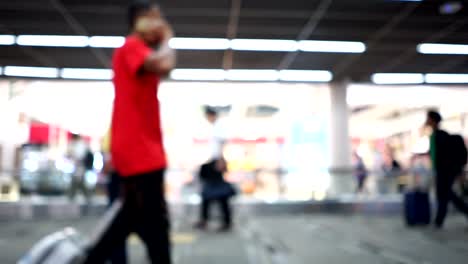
204, 106, 218, 116
128, 1, 158, 29
427, 110, 442, 124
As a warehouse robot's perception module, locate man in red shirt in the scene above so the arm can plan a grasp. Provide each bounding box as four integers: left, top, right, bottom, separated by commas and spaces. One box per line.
84, 2, 175, 263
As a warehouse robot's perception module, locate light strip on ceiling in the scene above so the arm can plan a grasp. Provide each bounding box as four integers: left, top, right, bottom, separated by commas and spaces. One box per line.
299, 40, 366, 53
0, 67, 3, 75
231, 39, 299, 52
170, 69, 226, 81
61, 68, 113, 80
425, 74, 468, 84
279, 70, 333, 82
16, 35, 89, 47
168, 37, 231, 50
4, 66, 59, 78
226, 70, 279, 81
0, 66, 333, 82
88, 36, 125, 48
170, 69, 333, 82
0, 35, 15, 45
417, 43, 468, 55
371, 73, 424, 84
11, 35, 368, 53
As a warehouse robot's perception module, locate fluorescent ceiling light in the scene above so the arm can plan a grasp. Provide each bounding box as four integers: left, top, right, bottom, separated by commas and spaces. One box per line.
299, 40, 366, 53
170, 69, 226, 81
0, 67, 3, 75
425, 74, 468, 84
10, 34, 368, 54
4, 66, 59, 78
61, 68, 113, 80
231, 39, 298, 52
226, 70, 279, 81
417, 43, 468, 55
0, 35, 15, 45
371, 73, 424, 84
89, 36, 125, 48
171, 69, 334, 82
279, 70, 333, 82
16, 35, 89, 47
169, 38, 230, 50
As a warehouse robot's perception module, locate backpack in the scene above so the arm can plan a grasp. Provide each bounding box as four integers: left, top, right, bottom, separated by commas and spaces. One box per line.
450, 134, 468, 170
82, 150, 95, 171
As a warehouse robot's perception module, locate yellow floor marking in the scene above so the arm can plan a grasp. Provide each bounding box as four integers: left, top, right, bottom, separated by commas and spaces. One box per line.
129, 233, 196, 245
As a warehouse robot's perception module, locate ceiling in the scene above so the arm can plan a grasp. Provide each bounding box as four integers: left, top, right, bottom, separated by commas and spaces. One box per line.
1, 0, 468, 82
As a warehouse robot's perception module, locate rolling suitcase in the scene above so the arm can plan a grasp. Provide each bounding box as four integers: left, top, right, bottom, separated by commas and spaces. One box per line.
17, 228, 88, 264
18, 200, 123, 264
404, 190, 431, 226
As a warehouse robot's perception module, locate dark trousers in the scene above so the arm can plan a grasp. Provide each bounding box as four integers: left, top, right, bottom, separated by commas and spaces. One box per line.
435, 171, 468, 227
85, 169, 171, 264
201, 197, 232, 227
356, 176, 367, 193
106, 172, 127, 264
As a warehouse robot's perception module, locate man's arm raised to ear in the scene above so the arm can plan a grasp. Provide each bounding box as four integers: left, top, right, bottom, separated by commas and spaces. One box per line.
143, 20, 176, 76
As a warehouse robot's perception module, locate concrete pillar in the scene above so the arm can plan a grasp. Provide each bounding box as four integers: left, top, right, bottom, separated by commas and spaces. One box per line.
329, 81, 352, 169
328, 81, 353, 196
0, 81, 10, 175
0, 81, 27, 179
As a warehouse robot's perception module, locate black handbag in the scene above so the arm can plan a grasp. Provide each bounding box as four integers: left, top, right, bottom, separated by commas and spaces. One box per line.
202, 181, 237, 200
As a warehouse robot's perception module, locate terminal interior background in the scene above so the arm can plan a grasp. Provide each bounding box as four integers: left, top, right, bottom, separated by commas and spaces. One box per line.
1, 0, 468, 204
1, 79, 467, 202
2, 0, 468, 263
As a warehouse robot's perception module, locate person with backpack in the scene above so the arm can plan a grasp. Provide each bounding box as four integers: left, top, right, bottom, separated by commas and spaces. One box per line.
426, 110, 468, 229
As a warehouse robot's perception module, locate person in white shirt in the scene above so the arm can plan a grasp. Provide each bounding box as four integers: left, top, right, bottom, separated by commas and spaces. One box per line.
194, 107, 235, 232
205, 107, 226, 160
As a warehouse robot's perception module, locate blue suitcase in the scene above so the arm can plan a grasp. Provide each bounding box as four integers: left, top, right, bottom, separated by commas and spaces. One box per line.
404, 191, 431, 226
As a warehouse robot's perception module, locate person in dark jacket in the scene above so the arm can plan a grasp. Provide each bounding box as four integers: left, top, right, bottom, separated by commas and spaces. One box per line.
353, 152, 368, 193
426, 110, 468, 229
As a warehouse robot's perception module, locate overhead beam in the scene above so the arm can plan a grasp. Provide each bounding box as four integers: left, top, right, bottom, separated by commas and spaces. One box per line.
0, 24, 58, 67
277, 0, 333, 70
49, 0, 110, 68
6, 19, 464, 42
222, 0, 242, 70
427, 57, 467, 73
0, 2, 461, 24
333, 2, 420, 79
5, 18, 465, 43
378, 16, 468, 73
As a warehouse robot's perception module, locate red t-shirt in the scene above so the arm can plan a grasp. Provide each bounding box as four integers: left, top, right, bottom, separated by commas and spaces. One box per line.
111, 35, 167, 177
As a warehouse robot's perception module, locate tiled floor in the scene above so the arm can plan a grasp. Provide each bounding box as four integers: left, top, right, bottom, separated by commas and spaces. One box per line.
1, 212, 467, 263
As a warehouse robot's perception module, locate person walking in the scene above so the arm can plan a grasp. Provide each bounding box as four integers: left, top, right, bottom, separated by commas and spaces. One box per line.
84, 1, 176, 263
101, 130, 127, 264
353, 152, 368, 194
68, 134, 91, 203
426, 110, 468, 229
